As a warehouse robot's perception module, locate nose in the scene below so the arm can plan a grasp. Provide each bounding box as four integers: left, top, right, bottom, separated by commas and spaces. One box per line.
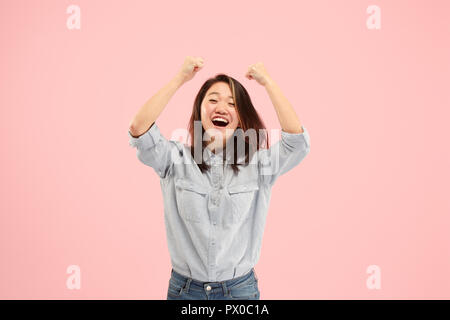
215, 103, 228, 114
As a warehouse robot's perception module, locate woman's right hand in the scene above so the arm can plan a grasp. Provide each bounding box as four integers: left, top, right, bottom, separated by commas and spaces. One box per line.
177, 56, 204, 83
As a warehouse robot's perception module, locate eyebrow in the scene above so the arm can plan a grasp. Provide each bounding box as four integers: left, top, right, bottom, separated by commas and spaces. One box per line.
207, 92, 234, 99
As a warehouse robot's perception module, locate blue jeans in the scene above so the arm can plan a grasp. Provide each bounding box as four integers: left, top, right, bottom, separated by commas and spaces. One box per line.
167, 268, 261, 300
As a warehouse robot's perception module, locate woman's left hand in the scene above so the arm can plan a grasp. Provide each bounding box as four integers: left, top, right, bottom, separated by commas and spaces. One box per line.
245, 62, 272, 86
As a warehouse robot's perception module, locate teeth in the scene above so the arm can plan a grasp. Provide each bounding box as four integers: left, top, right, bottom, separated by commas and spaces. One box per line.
212, 117, 229, 124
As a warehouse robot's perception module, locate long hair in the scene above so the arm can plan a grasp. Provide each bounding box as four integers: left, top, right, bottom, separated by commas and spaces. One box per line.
187, 73, 269, 175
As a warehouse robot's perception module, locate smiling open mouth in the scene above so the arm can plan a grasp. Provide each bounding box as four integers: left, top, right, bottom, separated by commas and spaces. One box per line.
212, 118, 229, 127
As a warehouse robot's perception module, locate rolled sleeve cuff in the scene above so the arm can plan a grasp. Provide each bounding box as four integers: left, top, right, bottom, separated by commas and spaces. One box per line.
280, 125, 311, 150
128, 122, 161, 150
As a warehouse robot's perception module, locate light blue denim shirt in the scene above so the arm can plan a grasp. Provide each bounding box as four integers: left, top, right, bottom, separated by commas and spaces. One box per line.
128, 122, 310, 282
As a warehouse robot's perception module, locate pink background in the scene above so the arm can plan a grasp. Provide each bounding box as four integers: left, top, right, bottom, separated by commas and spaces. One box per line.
1, 0, 449, 299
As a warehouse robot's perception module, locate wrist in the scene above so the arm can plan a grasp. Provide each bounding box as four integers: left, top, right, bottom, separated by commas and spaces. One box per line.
173, 73, 186, 87
263, 76, 275, 88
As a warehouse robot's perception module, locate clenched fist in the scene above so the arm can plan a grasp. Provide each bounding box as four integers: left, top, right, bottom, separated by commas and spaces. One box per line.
177, 56, 205, 83
245, 62, 272, 86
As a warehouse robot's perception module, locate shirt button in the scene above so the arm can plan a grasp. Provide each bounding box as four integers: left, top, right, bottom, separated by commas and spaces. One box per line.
206, 285, 212, 291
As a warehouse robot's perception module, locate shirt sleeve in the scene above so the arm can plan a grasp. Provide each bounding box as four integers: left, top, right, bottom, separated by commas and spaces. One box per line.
128, 122, 181, 179
258, 125, 311, 186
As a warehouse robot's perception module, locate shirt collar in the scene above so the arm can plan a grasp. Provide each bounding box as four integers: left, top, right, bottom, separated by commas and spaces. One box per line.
203, 145, 229, 165
203, 129, 245, 166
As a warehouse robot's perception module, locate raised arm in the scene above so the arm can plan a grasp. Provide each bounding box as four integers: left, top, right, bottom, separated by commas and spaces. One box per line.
128, 56, 204, 137
263, 77, 304, 134
245, 62, 310, 186
245, 62, 304, 134
128, 56, 205, 179
128, 74, 185, 137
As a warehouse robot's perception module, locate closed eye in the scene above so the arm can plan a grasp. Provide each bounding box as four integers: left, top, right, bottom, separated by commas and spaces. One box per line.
209, 99, 235, 106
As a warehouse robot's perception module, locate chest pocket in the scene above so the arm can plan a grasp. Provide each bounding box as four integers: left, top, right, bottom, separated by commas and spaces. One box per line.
175, 178, 208, 223
227, 181, 259, 223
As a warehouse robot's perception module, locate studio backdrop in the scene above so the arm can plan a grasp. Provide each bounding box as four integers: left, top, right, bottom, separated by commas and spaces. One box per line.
0, 0, 449, 299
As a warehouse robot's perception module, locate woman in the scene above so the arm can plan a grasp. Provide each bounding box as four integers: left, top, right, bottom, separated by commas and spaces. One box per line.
128, 56, 311, 300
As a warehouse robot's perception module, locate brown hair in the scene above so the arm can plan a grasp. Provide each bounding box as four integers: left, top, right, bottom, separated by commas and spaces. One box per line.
187, 73, 269, 175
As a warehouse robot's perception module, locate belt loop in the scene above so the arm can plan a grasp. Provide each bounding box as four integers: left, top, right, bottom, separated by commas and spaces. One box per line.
222, 281, 228, 297
184, 278, 192, 294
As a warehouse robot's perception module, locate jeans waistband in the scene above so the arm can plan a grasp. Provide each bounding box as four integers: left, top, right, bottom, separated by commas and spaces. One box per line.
170, 268, 256, 294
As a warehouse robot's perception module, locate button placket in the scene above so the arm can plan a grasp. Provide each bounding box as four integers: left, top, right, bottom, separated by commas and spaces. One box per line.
207, 154, 224, 281
211, 161, 223, 207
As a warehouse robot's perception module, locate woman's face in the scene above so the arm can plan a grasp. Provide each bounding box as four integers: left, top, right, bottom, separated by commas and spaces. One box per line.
201, 82, 241, 151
